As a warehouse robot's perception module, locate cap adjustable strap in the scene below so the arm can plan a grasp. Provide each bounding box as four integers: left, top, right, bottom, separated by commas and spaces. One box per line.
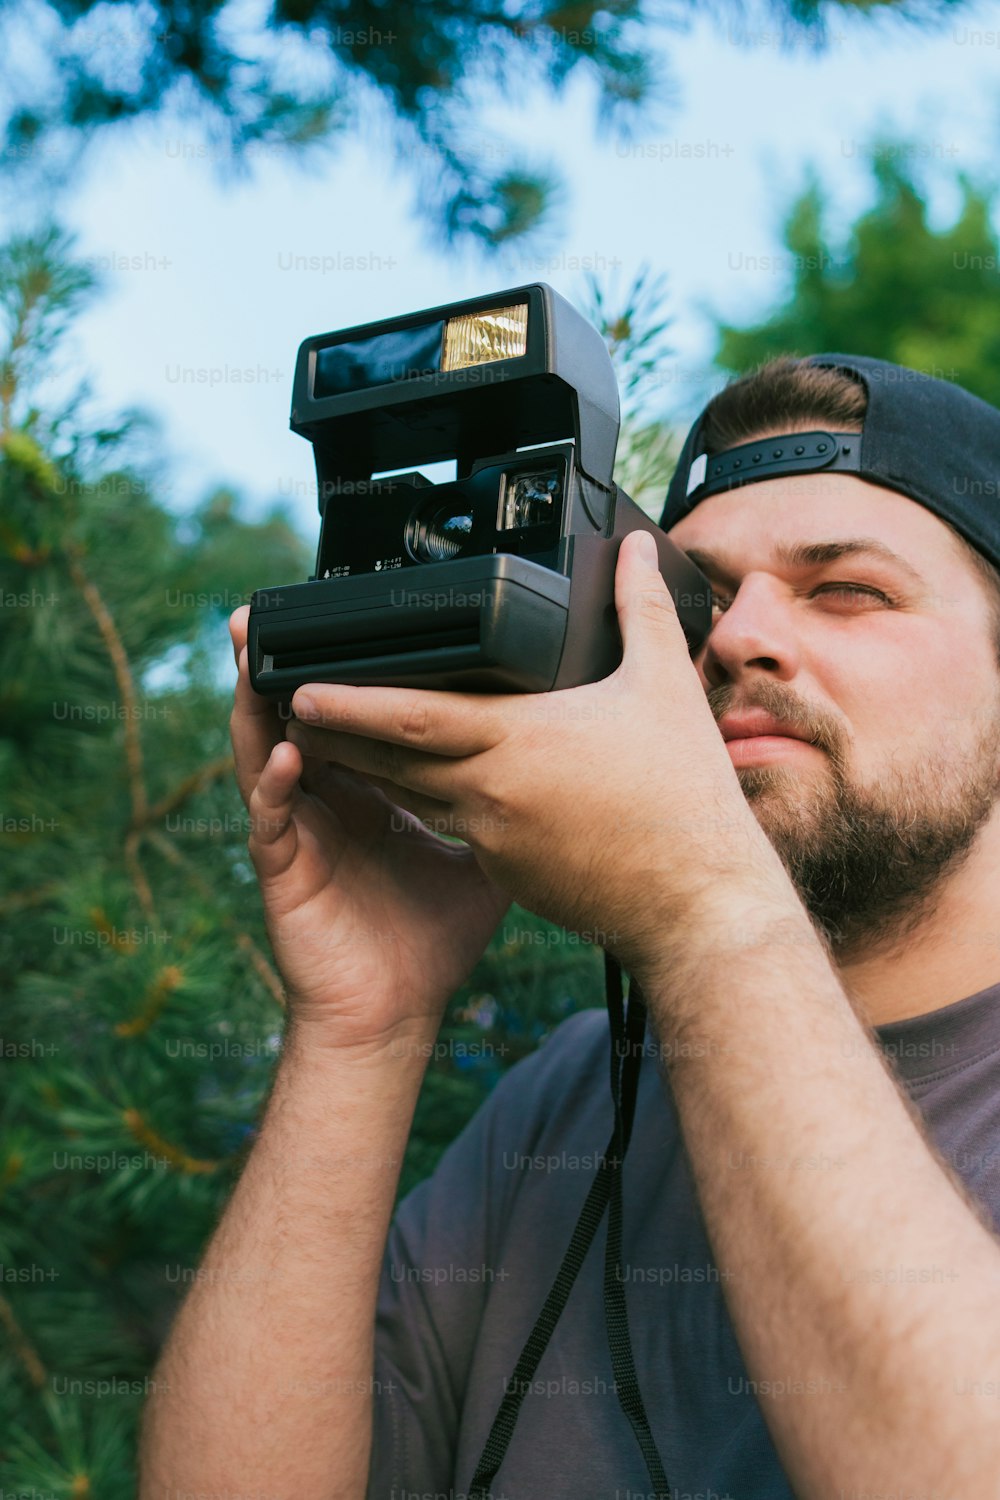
685, 429, 862, 502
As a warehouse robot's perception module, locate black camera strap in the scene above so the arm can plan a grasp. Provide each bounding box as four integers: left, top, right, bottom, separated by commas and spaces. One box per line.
466, 953, 672, 1500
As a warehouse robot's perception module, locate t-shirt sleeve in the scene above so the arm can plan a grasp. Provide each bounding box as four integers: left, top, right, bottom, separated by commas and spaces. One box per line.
364, 1007, 606, 1498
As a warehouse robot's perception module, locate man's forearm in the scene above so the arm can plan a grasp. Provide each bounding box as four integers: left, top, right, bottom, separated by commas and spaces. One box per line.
638, 882, 1000, 1498
139, 1028, 426, 1500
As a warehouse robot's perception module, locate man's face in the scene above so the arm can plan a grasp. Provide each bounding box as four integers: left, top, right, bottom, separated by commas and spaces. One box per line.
667, 471, 1000, 957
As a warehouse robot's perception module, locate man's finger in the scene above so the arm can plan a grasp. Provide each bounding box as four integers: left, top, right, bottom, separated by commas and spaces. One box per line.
247, 740, 302, 879
229, 605, 250, 666
613, 529, 686, 682
285, 720, 466, 803
231, 647, 285, 808
345, 773, 464, 839
299, 760, 465, 848
290, 681, 504, 759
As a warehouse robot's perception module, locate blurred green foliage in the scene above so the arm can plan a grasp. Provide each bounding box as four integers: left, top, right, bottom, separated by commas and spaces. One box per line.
0, 226, 607, 1489
715, 154, 1000, 404
0, 0, 966, 247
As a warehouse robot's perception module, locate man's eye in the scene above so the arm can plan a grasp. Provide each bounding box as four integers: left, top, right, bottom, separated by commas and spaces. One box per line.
710, 583, 893, 615
812, 583, 894, 605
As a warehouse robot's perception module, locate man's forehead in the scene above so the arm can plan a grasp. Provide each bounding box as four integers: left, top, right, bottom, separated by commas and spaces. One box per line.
664, 474, 962, 581
678, 536, 930, 591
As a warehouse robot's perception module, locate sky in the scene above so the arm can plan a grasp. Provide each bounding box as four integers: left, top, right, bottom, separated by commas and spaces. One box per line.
9, 0, 1000, 540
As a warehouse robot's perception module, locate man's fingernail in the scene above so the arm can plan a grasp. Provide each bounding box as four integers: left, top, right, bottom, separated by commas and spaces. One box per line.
636, 531, 658, 566
293, 693, 319, 721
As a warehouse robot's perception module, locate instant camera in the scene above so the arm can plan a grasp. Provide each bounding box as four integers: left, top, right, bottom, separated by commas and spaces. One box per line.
247, 283, 713, 696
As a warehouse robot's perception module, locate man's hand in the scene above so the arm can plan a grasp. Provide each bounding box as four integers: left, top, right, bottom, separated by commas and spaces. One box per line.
228, 609, 510, 1054
283, 530, 793, 982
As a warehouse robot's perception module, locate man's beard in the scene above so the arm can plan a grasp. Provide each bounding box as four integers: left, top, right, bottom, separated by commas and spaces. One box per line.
708, 681, 1000, 960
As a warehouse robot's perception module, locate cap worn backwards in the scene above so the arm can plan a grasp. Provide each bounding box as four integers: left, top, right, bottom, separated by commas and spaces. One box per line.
658, 354, 1000, 576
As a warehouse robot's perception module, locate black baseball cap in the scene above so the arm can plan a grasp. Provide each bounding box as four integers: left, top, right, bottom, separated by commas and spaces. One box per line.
658, 353, 1000, 574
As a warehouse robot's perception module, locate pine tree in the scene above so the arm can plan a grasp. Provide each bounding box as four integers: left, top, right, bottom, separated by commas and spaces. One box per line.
714, 154, 1000, 406
584, 264, 679, 517
0, 227, 609, 1488
0, 0, 957, 247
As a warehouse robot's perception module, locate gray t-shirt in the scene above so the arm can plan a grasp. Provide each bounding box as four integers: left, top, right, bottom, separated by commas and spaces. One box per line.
366, 979, 1000, 1498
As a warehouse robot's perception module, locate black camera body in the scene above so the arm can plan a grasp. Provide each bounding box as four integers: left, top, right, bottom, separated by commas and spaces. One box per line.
247, 283, 712, 696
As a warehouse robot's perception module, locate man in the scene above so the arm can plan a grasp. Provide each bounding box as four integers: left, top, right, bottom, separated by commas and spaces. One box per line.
140, 353, 1000, 1498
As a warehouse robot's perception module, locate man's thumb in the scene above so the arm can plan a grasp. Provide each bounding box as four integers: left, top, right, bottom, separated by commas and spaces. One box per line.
614, 529, 682, 673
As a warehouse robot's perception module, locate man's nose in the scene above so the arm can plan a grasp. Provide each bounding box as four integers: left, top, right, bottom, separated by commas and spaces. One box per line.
697, 574, 804, 691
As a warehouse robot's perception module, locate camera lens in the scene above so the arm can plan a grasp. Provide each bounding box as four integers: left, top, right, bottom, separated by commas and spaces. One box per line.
498, 469, 560, 530
406, 504, 474, 563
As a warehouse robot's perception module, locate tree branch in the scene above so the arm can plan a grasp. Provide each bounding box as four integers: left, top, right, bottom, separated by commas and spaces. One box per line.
67, 547, 158, 920
141, 755, 235, 825
0, 1292, 47, 1389
122, 1109, 226, 1175
0, 880, 60, 916
144, 828, 286, 1009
